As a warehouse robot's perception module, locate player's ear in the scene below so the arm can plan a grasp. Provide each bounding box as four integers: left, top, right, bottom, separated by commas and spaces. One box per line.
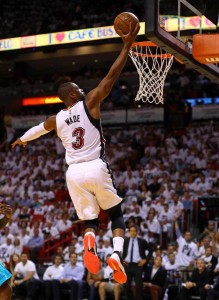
70, 91, 77, 99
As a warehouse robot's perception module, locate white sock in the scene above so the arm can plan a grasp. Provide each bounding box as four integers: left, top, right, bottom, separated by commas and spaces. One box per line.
113, 236, 124, 253
84, 231, 95, 238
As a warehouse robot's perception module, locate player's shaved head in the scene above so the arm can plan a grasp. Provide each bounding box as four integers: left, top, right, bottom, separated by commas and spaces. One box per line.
58, 82, 85, 105
58, 82, 77, 101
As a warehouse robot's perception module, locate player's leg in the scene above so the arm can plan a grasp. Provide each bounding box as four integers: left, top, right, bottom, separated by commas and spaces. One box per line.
106, 203, 127, 284
94, 160, 127, 283
66, 165, 101, 274
83, 218, 101, 274
0, 281, 12, 300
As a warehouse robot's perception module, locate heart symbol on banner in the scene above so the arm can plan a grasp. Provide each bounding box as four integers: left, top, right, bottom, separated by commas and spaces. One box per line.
189, 17, 201, 28
55, 33, 65, 42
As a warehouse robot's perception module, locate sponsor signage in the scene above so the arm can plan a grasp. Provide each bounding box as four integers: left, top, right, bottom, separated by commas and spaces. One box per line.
0, 23, 145, 52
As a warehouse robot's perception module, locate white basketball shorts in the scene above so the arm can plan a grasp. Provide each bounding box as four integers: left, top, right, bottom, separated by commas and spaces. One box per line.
66, 158, 122, 220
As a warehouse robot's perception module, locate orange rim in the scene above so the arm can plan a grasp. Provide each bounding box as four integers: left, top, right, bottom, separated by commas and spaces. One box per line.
130, 41, 173, 59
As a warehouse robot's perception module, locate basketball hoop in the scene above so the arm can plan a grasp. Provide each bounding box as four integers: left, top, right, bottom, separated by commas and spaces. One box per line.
129, 41, 174, 104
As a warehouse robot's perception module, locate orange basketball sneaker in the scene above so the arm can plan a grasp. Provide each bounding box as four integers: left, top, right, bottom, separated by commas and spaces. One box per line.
83, 233, 100, 274
107, 251, 127, 284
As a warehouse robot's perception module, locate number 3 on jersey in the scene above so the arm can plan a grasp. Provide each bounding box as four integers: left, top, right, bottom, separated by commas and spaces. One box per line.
72, 127, 85, 149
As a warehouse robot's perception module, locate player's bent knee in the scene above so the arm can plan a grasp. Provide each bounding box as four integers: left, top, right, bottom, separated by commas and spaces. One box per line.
84, 218, 99, 232
106, 203, 125, 231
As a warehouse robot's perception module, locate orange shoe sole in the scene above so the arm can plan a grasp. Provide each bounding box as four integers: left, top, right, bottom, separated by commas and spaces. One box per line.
107, 257, 127, 284
83, 234, 100, 274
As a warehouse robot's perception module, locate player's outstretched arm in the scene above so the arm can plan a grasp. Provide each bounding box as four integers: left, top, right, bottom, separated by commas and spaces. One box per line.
12, 115, 56, 148
86, 23, 140, 112
0, 203, 12, 229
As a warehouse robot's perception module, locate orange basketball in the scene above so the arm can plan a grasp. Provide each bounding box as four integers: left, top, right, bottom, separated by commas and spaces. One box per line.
114, 12, 139, 36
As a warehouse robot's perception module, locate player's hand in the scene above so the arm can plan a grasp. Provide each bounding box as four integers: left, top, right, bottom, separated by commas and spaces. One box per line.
11, 138, 27, 148
118, 22, 140, 46
0, 203, 12, 219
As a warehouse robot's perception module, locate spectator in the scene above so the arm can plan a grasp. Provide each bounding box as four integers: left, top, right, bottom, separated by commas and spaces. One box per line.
43, 220, 59, 239
198, 236, 213, 256
13, 237, 23, 256
165, 253, 181, 300
55, 245, 64, 260
98, 254, 122, 300
41, 254, 64, 300
143, 256, 167, 300
201, 246, 218, 271
10, 253, 20, 273
56, 212, 72, 232
0, 234, 14, 266
102, 237, 113, 261
11, 252, 39, 300
207, 273, 219, 300
87, 267, 104, 300
123, 225, 151, 300
175, 221, 199, 281
51, 252, 85, 300
26, 228, 44, 263
179, 258, 213, 300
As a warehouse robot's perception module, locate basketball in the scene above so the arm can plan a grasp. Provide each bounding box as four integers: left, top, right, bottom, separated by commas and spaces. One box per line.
114, 12, 139, 36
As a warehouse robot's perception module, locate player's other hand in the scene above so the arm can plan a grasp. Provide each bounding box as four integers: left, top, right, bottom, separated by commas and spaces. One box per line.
11, 138, 27, 148
119, 22, 140, 46
0, 203, 12, 219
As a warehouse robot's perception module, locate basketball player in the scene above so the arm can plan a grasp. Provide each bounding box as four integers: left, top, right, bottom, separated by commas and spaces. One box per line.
0, 203, 12, 300
12, 22, 140, 284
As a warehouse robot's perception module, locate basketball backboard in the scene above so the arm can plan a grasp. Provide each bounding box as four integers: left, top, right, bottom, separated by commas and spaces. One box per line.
145, 0, 219, 84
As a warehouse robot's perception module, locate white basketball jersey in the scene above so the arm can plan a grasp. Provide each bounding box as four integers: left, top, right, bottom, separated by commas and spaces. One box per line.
56, 101, 105, 165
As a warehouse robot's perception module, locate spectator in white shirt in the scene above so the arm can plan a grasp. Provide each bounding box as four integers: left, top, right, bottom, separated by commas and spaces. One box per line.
138, 183, 151, 206
18, 228, 30, 246
198, 235, 212, 256
192, 153, 207, 170
158, 203, 174, 238
174, 221, 199, 279
201, 246, 218, 271
155, 195, 166, 216
11, 252, 39, 300
195, 174, 212, 195
165, 253, 180, 300
43, 220, 59, 239
142, 197, 157, 219
0, 234, 14, 265
141, 208, 160, 244
102, 237, 113, 260
42, 254, 64, 300
13, 237, 23, 256
56, 212, 72, 233
170, 193, 184, 221
126, 184, 141, 204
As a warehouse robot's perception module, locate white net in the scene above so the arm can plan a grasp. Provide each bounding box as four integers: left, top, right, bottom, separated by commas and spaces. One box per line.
129, 42, 174, 104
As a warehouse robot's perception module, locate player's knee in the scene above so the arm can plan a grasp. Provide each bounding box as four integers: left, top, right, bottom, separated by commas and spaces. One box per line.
84, 218, 99, 232
106, 203, 125, 231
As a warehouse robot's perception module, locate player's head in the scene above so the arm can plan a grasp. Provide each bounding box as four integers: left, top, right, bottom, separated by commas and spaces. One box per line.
58, 82, 85, 105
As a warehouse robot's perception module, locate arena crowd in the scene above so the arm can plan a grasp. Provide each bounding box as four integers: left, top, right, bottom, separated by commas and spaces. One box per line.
0, 121, 219, 299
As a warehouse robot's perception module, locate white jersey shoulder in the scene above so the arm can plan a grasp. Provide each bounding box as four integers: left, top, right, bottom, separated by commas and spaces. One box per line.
56, 101, 105, 165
